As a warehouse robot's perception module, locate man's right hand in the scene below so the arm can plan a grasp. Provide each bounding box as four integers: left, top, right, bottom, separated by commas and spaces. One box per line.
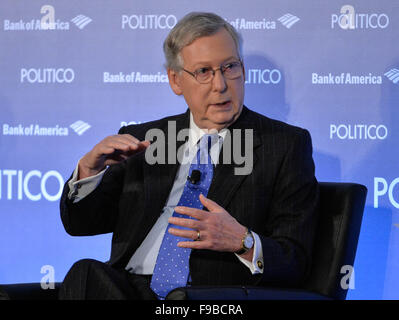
78, 134, 150, 180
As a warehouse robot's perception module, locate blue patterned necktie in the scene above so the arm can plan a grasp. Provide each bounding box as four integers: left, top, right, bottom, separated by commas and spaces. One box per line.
150, 134, 217, 299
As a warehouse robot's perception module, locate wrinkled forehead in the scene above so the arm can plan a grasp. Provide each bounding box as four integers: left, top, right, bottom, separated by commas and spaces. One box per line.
179, 28, 241, 67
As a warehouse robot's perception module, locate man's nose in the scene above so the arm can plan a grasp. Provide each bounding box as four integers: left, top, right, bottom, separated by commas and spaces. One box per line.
211, 69, 227, 92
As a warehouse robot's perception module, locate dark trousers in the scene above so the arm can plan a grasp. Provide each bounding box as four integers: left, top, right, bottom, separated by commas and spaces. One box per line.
58, 259, 158, 300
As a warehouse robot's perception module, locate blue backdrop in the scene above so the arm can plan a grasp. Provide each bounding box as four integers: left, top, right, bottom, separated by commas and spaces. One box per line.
0, 0, 398, 299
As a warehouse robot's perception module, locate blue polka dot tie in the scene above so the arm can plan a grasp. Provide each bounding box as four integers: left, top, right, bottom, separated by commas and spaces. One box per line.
150, 134, 216, 299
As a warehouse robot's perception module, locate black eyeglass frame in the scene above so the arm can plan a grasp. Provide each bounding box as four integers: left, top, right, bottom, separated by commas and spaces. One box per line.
181, 60, 243, 84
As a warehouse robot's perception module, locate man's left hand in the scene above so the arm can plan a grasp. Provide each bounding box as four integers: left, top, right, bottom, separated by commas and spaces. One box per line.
168, 194, 252, 261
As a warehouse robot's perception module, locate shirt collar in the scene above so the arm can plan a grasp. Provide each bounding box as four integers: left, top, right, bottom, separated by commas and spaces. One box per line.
188, 112, 227, 149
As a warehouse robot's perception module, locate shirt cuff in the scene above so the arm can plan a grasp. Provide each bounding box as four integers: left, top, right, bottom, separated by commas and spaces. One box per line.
67, 160, 107, 203
234, 231, 264, 274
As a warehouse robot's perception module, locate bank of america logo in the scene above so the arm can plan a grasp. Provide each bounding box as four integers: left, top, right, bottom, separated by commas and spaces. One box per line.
70, 121, 91, 135
384, 69, 399, 84
71, 15, 92, 29
278, 14, 300, 29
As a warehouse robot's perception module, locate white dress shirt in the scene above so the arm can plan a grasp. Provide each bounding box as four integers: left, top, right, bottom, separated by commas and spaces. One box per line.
68, 113, 264, 275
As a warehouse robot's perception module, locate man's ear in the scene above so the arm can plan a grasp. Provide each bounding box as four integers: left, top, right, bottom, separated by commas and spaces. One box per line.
167, 68, 183, 96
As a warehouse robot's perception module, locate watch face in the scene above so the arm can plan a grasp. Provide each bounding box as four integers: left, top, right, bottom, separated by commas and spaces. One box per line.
244, 234, 254, 249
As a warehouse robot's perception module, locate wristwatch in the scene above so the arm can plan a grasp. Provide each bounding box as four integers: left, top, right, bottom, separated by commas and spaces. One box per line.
235, 228, 254, 255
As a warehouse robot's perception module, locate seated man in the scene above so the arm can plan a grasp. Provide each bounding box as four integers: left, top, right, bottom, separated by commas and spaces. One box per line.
59, 11, 319, 300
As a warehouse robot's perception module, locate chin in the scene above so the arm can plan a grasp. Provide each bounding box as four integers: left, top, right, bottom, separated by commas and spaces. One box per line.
218, 107, 241, 120
208, 112, 238, 128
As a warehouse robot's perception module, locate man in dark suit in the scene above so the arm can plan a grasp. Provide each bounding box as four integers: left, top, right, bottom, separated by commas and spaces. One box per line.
59, 12, 318, 300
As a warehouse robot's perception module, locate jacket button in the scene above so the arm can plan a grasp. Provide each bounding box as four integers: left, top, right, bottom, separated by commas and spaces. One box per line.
257, 260, 263, 269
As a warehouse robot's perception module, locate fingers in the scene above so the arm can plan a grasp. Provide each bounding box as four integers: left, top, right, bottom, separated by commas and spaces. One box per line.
92, 134, 149, 168
168, 208, 203, 241
199, 194, 221, 212
102, 134, 149, 156
168, 227, 199, 241
173, 194, 222, 219
169, 196, 243, 252
78, 134, 149, 179
168, 227, 210, 250
168, 215, 214, 250
118, 135, 150, 152
177, 240, 208, 249
174, 206, 205, 220
168, 216, 202, 230
169, 195, 221, 237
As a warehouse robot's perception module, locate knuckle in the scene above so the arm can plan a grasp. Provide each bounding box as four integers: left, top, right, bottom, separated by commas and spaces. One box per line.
209, 239, 217, 249
188, 220, 196, 228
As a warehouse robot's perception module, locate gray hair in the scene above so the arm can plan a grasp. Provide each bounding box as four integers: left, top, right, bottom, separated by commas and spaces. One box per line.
163, 12, 243, 71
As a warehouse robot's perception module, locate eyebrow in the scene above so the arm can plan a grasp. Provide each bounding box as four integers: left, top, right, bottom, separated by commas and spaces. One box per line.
190, 56, 239, 69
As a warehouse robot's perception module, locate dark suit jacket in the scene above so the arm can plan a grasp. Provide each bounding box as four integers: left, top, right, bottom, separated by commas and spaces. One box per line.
60, 106, 319, 288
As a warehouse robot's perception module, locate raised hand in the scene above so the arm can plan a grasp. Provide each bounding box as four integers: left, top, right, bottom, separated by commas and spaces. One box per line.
78, 134, 150, 179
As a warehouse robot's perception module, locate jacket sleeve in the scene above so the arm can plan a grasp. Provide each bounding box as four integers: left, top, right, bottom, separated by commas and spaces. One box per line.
59, 160, 126, 236
59, 126, 131, 236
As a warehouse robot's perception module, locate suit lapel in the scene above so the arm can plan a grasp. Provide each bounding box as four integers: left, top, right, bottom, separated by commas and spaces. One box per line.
143, 110, 190, 221
207, 107, 261, 211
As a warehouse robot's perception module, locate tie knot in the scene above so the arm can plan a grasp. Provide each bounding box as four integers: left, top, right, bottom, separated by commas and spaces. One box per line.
199, 133, 219, 152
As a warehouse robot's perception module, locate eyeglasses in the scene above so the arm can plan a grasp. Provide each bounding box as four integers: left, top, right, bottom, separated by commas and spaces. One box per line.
182, 60, 243, 84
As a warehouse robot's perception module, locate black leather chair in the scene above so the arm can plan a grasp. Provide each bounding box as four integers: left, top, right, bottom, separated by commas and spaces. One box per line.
0, 182, 367, 300
165, 182, 367, 300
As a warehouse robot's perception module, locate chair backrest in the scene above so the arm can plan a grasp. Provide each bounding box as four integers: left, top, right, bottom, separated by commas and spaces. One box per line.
304, 182, 367, 300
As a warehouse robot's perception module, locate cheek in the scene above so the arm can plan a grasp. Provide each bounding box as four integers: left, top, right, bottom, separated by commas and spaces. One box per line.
239, 87, 245, 104
185, 89, 208, 113
232, 83, 245, 105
